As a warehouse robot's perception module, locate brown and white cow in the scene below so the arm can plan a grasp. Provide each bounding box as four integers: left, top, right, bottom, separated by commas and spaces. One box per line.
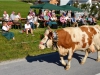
39, 25, 100, 70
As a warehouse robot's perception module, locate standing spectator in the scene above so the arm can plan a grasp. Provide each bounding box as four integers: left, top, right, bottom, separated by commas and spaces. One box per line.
27, 12, 35, 29
2, 22, 15, 40
24, 21, 34, 36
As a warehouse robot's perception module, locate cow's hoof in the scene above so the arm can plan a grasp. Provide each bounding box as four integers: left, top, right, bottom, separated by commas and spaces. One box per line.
96, 59, 100, 62
80, 61, 85, 65
65, 65, 70, 70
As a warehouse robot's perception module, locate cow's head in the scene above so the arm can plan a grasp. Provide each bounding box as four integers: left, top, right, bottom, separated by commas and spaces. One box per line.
39, 29, 53, 50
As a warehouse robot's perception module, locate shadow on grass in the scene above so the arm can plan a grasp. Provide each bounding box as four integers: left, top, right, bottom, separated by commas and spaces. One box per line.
25, 51, 96, 67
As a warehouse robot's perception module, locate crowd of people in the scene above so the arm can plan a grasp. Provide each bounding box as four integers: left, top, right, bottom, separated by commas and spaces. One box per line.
1, 9, 97, 40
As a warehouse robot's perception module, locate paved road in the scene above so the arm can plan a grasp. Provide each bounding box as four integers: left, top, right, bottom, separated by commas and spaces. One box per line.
0, 51, 100, 75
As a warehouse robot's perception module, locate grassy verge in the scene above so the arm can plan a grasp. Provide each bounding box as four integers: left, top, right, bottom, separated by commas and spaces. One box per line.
0, 28, 55, 62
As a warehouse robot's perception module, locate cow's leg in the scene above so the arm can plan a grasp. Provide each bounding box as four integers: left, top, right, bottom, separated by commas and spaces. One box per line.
97, 50, 100, 62
65, 49, 73, 70
89, 43, 96, 53
60, 55, 66, 66
81, 50, 89, 65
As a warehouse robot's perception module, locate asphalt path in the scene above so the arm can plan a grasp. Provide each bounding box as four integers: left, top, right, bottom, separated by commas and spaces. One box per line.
0, 51, 100, 75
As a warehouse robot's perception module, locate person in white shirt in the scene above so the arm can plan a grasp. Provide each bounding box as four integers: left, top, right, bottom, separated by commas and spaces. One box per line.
2, 22, 15, 40
24, 21, 34, 36
27, 13, 35, 29
15, 12, 21, 20
3, 11, 10, 21
3, 11, 14, 27
67, 11, 71, 18
13, 12, 22, 29
65, 14, 71, 27
88, 15, 93, 25
10, 11, 16, 21
33, 15, 40, 28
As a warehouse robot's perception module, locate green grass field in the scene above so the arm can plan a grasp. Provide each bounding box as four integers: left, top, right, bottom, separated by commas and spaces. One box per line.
0, 28, 55, 62
0, 1, 55, 62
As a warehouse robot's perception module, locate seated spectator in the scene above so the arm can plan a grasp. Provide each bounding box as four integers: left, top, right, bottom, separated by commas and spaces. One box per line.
92, 16, 97, 25
43, 12, 50, 27
77, 15, 82, 23
29, 9, 36, 17
79, 16, 87, 25
60, 14, 66, 28
27, 12, 35, 29
13, 12, 22, 29
10, 11, 16, 21
87, 15, 96, 25
24, 21, 34, 36
67, 10, 72, 18
38, 13, 44, 20
38, 13, 44, 28
48, 10, 52, 18
3, 11, 10, 21
48, 14, 57, 28
3, 11, 13, 26
71, 15, 78, 27
51, 10, 56, 16
65, 14, 71, 27
2, 22, 15, 40
33, 15, 40, 28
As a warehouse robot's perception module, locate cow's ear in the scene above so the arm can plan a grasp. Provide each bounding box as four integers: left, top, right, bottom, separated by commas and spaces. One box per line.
48, 32, 53, 39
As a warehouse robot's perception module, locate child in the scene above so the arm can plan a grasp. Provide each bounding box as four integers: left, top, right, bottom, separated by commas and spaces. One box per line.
24, 21, 34, 36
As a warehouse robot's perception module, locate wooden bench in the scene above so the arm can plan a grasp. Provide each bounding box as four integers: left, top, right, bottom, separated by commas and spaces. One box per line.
21, 18, 27, 24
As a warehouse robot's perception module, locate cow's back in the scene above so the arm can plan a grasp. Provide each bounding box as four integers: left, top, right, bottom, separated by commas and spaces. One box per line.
56, 27, 97, 51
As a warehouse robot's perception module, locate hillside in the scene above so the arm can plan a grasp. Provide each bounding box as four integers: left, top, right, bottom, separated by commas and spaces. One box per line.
0, 1, 32, 18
